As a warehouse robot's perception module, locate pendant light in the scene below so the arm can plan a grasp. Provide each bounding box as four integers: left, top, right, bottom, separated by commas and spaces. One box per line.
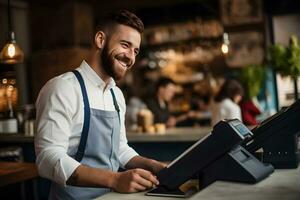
221, 32, 230, 54
0, 0, 24, 64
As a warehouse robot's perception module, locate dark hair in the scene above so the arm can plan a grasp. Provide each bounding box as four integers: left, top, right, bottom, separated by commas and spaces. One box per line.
156, 77, 176, 91
214, 79, 244, 102
96, 10, 144, 34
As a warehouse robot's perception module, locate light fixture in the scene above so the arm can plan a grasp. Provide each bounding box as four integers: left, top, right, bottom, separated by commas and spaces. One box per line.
221, 32, 230, 54
0, 0, 24, 64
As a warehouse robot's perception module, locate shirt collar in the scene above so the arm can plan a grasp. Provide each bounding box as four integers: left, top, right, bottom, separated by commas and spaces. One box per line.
79, 60, 116, 90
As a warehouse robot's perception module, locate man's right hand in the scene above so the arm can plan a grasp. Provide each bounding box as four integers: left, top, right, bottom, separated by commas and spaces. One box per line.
112, 168, 159, 193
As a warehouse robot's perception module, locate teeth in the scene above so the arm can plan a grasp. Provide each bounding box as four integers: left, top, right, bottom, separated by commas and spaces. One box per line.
118, 60, 128, 68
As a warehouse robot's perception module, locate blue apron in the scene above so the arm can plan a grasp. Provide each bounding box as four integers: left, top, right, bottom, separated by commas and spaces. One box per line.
49, 70, 121, 200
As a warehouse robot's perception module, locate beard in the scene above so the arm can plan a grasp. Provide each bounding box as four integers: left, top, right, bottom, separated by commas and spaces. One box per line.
100, 44, 127, 81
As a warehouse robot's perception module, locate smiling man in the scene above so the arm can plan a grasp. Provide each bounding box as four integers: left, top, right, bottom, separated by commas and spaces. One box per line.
35, 10, 166, 200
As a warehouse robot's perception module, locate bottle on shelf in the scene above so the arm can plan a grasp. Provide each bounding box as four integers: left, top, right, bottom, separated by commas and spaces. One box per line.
0, 86, 18, 134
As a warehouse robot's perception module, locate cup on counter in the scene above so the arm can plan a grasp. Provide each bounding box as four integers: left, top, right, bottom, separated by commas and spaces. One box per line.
145, 125, 156, 135
155, 123, 166, 135
137, 109, 154, 132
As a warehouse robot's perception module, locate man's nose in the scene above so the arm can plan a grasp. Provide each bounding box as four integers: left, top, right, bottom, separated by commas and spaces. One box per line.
125, 49, 135, 64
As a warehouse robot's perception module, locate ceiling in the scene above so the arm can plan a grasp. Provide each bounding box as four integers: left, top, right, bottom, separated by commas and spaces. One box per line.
17, 0, 219, 26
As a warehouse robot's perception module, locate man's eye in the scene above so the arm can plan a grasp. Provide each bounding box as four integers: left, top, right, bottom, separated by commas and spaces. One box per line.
121, 43, 129, 48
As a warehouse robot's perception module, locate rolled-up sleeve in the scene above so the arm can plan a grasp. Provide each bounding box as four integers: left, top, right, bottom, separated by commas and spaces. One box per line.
35, 77, 80, 186
115, 88, 138, 168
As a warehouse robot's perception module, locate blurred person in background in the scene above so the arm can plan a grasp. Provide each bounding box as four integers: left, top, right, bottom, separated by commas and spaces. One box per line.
240, 96, 261, 126
211, 79, 244, 126
145, 77, 190, 127
186, 94, 212, 126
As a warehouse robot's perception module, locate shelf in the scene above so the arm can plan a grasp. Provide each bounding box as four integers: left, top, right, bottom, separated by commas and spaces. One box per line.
0, 133, 33, 143
142, 36, 223, 51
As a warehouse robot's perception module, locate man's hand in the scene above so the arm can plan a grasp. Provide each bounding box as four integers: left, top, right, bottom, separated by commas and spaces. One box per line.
166, 116, 177, 127
125, 156, 167, 175
112, 168, 159, 193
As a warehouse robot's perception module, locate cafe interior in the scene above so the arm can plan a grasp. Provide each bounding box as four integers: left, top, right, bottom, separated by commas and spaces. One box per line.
0, 0, 300, 199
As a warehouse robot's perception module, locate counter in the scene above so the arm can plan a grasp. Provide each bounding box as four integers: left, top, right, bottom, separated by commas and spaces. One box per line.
0, 126, 212, 160
0, 127, 212, 143
127, 126, 212, 142
97, 168, 300, 200
0, 127, 212, 161
0, 162, 38, 187
0, 162, 39, 199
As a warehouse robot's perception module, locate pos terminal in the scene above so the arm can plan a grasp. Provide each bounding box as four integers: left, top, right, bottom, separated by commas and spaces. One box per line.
146, 119, 274, 198
244, 99, 300, 168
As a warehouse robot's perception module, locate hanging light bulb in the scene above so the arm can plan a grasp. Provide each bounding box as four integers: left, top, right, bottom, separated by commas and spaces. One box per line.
221, 32, 230, 54
221, 43, 229, 54
0, 31, 24, 64
0, 0, 24, 64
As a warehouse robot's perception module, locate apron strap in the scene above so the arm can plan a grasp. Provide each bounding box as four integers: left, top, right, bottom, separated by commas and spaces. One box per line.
72, 70, 90, 162
110, 88, 120, 123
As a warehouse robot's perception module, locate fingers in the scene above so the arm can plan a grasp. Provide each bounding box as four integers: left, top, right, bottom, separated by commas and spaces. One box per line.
114, 169, 160, 193
130, 182, 146, 192
133, 168, 159, 186
153, 160, 168, 173
135, 174, 154, 189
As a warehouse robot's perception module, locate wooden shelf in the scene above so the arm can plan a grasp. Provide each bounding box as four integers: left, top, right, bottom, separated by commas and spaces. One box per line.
0, 134, 34, 143
142, 36, 222, 51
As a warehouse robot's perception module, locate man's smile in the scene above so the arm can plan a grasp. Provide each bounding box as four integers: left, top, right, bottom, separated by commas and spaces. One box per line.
115, 55, 132, 69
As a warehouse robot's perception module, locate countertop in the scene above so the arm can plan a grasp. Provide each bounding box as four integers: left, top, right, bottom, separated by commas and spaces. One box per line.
96, 167, 300, 200
127, 127, 212, 142
0, 127, 212, 143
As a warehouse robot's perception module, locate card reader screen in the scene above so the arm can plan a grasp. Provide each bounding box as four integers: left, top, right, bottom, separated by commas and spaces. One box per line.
235, 124, 250, 136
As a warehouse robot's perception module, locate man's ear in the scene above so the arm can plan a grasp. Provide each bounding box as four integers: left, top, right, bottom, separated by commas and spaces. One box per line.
95, 31, 106, 49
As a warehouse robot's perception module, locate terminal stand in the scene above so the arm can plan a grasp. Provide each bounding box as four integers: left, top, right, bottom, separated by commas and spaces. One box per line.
199, 145, 274, 190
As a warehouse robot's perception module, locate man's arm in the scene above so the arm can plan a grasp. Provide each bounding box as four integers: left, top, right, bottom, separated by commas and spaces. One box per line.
35, 78, 81, 185
116, 89, 166, 175
125, 155, 167, 175
67, 164, 159, 193
166, 114, 188, 127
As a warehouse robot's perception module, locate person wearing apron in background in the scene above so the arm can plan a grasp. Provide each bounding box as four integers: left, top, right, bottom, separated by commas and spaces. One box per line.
35, 10, 166, 200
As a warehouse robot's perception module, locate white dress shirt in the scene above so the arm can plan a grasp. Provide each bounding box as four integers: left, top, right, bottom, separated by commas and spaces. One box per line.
35, 61, 138, 186
211, 98, 242, 126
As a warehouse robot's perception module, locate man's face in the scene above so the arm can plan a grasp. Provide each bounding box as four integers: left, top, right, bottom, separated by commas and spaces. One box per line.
100, 24, 141, 81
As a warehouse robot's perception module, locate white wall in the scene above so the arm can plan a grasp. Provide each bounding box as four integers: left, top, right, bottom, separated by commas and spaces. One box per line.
273, 14, 300, 45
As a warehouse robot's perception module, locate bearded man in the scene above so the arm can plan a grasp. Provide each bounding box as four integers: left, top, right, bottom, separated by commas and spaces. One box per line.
35, 10, 166, 200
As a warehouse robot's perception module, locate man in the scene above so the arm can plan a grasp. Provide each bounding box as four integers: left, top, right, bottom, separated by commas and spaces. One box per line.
35, 10, 166, 199
146, 77, 189, 127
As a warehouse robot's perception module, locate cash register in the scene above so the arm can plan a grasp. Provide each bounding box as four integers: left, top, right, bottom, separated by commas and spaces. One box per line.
244, 99, 300, 168
146, 119, 274, 198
